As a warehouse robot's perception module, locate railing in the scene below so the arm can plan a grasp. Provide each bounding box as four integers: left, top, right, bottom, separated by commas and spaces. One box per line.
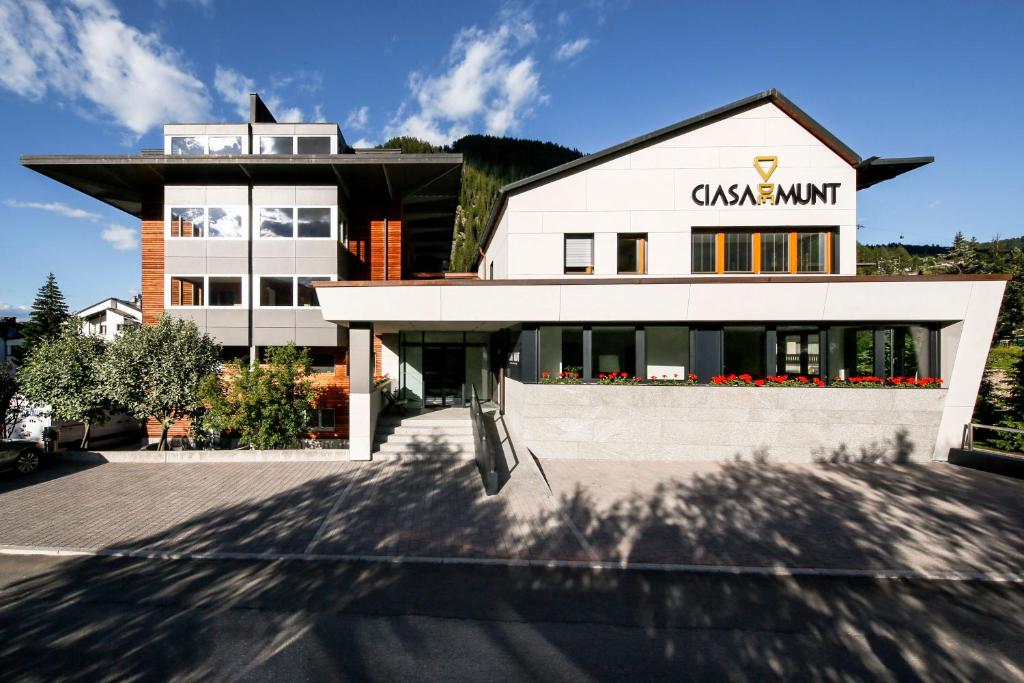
470, 384, 499, 495
962, 422, 1024, 453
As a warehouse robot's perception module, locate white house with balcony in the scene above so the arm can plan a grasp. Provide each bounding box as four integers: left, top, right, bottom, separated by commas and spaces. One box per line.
77, 297, 142, 341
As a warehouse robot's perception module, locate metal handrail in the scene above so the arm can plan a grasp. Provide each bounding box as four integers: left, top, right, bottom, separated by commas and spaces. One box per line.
470, 384, 499, 495
963, 422, 1024, 451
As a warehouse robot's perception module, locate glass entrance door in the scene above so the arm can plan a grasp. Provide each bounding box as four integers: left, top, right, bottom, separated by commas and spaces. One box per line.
423, 344, 466, 407
777, 331, 821, 376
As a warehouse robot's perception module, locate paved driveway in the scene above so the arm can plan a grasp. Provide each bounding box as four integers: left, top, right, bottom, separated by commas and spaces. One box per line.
1, 457, 1022, 573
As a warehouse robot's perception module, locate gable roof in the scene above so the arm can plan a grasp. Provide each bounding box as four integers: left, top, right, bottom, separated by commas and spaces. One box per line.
473, 88, 932, 268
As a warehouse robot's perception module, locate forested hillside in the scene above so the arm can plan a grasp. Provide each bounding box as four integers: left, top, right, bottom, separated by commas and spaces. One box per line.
381, 134, 582, 271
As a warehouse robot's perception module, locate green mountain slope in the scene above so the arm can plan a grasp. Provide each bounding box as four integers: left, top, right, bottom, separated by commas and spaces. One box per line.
381, 134, 583, 271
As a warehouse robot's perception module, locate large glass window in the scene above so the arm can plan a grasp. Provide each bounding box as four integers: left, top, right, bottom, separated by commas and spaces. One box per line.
259, 208, 294, 238
208, 277, 243, 307
208, 136, 242, 154
760, 232, 789, 273
308, 408, 336, 432
259, 277, 293, 307
797, 232, 827, 273
308, 348, 336, 373
828, 326, 876, 379
297, 277, 328, 307
724, 232, 753, 272
207, 207, 245, 238
259, 136, 294, 154
593, 326, 636, 377
692, 232, 716, 273
297, 136, 331, 154
723, 326, 766, 376
169, 207, 204, 237
617, 233, 646, 274
170, 137, 205, 155
297, 208, 332, 238
776, 327, 821, 376
884, 325, 932, 378
646, 326, 689, 378
564, 234, 594, 274
538, 326, 584, 377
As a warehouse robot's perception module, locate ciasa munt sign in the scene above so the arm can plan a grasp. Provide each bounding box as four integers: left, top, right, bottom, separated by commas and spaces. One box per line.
691, 155, 841, 207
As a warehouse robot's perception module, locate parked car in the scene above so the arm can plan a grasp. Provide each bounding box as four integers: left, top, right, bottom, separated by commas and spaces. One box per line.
0, 440, 44, 475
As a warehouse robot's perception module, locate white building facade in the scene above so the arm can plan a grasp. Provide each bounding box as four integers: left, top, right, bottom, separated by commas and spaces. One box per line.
77, 298, 142, 341
314, 90, 1007, 463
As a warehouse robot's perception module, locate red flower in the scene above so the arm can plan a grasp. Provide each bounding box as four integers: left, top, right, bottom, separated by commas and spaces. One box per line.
688, 373, 698, 381
813, 377, 825, 387
754, 379, 765, 386
797, 376, 809, 383
541, 371, 550, 378
620, 372, 628, 378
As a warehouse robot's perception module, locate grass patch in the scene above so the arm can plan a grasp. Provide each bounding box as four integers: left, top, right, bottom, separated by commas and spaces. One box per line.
987, 344, 1022, 372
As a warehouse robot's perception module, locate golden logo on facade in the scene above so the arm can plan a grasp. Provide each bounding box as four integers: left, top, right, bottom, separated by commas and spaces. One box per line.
754, 155, 778, 205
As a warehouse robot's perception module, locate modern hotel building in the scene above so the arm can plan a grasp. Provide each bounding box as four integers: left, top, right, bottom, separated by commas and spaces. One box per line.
24, 90, 1006, 463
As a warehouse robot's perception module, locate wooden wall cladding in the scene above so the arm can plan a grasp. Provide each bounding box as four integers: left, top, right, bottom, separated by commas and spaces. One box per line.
141, 211, 164, 324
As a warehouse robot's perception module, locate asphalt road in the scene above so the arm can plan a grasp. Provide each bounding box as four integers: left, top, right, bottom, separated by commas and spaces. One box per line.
0, 554, 1021, 682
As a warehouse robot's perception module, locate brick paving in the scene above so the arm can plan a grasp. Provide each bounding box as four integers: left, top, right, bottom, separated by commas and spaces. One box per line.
0, 457, 1022, 572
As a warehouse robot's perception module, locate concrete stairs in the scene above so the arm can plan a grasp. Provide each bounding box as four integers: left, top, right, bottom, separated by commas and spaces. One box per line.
374, 410, 476, 461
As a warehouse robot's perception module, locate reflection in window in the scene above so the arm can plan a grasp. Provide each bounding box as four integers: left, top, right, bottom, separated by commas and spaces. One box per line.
725, 232, 753, 272
260, 208, 293, 238
828, 326, 877, 379
723, 326, 766, 376
208, 207, 244, 238
538, 326, 583, 377
297, 208, 332, 238
646, 326, 689, 378
259, 136, 294, 154
593, 326, 636, 377
297, 277, 328, 307
760, 232, 789, 273
170, 137, 205, 155
884, 326, 932, 378
798, 232, 827, 273
170, 207, 204, 237
208, 277, 243, 307
259, 277, 293, 306
170, 276, 204, 306
208, 136, 242, 154
692, 232, 716, 273
617, 233, 646, 274
297, 136, 331, 154
776, 328, 821, 376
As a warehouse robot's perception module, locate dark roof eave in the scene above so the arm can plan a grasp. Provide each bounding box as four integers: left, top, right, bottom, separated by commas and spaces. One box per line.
20, 153, 463, 166
856, 156, 935, 190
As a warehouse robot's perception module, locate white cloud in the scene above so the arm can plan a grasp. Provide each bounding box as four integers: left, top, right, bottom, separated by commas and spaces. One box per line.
346, 106, 369, 131
349, 138, 377, 149
0, 302, 30, 319
555, 37, 590, 61
213, 65, 253, 119
0, 0, 210, 136
101, 225, 139, 251
4, 199, 102, 221
386, 12, 545, 145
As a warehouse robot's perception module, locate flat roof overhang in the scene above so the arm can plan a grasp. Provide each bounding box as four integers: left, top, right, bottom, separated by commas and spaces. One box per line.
313, 275, 1009, 330
19, 153, 463, 218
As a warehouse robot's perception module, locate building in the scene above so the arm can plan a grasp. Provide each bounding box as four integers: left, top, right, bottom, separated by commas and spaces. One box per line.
0, 317, 22, 368
77, 297, 142, 341
24, 93, 462, 443
24, 89, 1006, 462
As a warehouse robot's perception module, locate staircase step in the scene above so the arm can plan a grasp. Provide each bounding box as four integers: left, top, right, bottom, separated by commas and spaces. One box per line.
378, 425, 473, 436
377, 441, 473, 455
373, 450, 476, 462
378, 419, 470, 429
380, 434, 476, 446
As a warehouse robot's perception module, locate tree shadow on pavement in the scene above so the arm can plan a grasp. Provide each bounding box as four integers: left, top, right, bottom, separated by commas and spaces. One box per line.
0, 455, 1022, 680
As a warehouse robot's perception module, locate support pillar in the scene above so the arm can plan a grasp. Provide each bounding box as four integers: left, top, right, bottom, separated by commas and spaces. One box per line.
348, 323, 374, 461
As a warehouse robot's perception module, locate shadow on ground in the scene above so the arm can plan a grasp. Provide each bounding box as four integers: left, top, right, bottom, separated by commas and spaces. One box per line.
0, 455, 1023, 680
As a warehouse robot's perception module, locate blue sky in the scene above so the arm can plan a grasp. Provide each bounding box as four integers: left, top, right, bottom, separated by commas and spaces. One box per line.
0, 0, 1021, 317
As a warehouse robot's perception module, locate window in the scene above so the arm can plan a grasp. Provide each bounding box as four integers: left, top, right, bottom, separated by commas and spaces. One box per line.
169, 136, 242, 155
538, 326, 583, 378
259, 208, 294, 238
296, 208, 331, 238
760, 232, 789, 273
208, 136, 242, 154
99, 325, 107, 335
259, 277, 294, 307
207, 207, 245, 238
169, 207, 204, 237
564, 234, 594, 274
308, 349, 336, 373
308, 408, 336, 432
798, 232, 827, 273
170, 136, 205, 156
691, 232, 717, 273
646, 326, 689, 378
723, 326, 766, 376
220, 346, 250, 364
297, 277, 328, 307
617, 233, 647, 274
169, 276, 204, 306
297, 136, 331, 154
776, 327, 821, 376
208, 277, 243, 307
259, 136, 294, 154
489, 261, 494, 280
724, 232, 753, 272
593, 326, 636, 377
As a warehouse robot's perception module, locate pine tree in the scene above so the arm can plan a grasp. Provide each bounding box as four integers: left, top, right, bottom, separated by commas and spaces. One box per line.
20, 273, 70, 356
931, 231, 981, 274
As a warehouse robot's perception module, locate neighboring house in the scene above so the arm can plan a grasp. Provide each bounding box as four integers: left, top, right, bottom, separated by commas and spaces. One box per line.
22, 89, 1006, 462
77, 297, 142, 341
0, 317, 23, 368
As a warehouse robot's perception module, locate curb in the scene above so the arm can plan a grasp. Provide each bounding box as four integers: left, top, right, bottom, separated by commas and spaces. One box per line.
1, 544, 1021, 583
60, 450, 351, 464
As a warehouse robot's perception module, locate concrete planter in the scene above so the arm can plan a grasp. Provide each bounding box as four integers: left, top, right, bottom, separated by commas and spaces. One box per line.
506, 382, 947, 463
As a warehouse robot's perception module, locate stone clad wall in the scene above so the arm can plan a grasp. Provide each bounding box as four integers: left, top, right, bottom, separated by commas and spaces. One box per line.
505, 380, 947, 462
